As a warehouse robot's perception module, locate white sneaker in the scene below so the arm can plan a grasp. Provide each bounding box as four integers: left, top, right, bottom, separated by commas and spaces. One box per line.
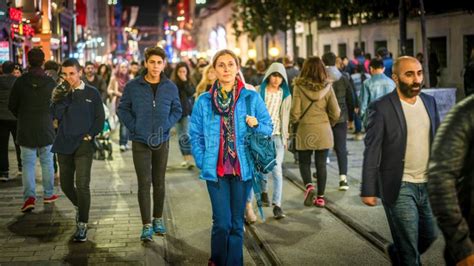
180, 161, 188, 167
187, 162, 195, 169
120, 145, 126, 152
354, 133, 364, 141
339, 175, 349, 191
339, 180, 349, 191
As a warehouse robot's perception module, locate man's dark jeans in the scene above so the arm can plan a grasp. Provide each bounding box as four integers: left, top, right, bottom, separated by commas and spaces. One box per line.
132, 141, 169, 225
58, 141, 94, 223
0, 120, 22, 175
382, 182, 438, 266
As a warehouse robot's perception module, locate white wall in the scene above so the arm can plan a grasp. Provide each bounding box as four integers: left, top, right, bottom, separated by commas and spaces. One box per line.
317, 12, 474, 89
196, 7, 473, 90
295, 21, 318, 58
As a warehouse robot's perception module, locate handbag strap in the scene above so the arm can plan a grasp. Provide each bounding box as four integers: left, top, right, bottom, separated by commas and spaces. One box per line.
299, 84, 331, 121
300, 101, 315, 121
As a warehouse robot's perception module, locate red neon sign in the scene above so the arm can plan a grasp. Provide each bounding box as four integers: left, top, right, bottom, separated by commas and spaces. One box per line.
9, 8, 22, 22
23, 25, 35, 37
10, 24, 35, 38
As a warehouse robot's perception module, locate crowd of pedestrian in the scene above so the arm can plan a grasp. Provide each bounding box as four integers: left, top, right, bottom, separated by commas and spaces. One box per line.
1, 44, 474, 266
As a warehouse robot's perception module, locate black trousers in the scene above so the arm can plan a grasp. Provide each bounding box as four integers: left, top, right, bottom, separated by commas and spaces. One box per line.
58, 141, 94, 223
132, 141, 169, 225
0, 120, 22, 175
298, 149, 328, 196
332, 122, 348, 175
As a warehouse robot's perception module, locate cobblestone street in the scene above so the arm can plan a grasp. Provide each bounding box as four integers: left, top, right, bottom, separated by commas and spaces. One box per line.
0, 132, 445, 265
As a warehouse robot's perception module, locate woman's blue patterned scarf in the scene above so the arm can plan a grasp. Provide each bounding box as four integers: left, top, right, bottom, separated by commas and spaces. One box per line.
211, 80, 238, 169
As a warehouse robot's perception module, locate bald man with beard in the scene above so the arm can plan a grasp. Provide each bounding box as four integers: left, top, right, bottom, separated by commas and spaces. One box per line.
360, 56, 440, 265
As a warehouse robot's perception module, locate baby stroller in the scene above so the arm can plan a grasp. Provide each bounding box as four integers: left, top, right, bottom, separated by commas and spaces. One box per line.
93, 103, 113, 160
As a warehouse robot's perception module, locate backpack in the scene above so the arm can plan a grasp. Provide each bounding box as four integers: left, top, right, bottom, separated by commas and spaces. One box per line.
244, 96, 277, 221
245, 97, 277, 174
351, 58, 360, 67
351, 58, 368, 73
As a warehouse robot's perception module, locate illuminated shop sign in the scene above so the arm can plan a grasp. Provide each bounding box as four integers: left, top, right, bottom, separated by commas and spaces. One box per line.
0, 41, 9, 63
10, 24, 35, 38
9, 8, 22, 22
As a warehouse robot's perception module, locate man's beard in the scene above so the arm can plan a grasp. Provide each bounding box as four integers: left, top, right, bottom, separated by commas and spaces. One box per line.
399, 79, 422, 98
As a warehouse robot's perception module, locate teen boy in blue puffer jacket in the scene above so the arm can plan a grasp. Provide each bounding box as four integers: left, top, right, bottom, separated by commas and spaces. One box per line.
117, 46, 182, 241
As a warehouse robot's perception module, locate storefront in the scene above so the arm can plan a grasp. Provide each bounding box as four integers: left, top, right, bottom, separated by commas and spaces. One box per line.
0, 1, 11, 64
8, 7, 36, 67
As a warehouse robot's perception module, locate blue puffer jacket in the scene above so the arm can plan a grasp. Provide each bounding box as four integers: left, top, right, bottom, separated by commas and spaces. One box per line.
190, 87, 273, 182
117, 74, 182, 147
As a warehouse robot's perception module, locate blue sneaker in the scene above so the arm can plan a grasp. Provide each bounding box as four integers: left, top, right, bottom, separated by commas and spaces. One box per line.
73, 222, 87, 242
152, 218, 166, 235
140, 224, 154, 242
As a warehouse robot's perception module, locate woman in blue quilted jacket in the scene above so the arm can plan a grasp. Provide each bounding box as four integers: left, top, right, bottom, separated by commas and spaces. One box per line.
190, 49, 272, 266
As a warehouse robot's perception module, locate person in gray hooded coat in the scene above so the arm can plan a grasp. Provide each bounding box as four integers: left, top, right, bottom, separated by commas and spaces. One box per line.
255, 62, 291, 219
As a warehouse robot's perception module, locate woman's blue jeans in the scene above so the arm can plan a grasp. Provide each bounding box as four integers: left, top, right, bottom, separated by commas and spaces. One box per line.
175, 116, 191, 156
207, 178, 252, 266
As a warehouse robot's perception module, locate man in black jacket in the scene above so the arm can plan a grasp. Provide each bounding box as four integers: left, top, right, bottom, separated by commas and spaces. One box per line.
51, 58, 104, 242
0, 61, 22, 181
427, 95, 474, 266
322, 52, 354, 191
8, 48, 58, 212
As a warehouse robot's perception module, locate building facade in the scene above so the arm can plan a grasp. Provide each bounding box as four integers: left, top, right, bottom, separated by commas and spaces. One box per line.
317, 11, 474, 91
195, 4, 473, 92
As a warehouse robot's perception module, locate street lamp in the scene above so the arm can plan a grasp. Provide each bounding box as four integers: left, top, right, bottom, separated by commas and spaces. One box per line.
233, 47, 241, 56
269, 46, 279, 58
248, 49, 257, 59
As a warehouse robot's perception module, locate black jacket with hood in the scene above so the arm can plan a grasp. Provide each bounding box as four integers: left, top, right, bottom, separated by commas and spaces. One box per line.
0, 74, 17, 121
8, 67, 56, 147
326, 66, 354, 124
